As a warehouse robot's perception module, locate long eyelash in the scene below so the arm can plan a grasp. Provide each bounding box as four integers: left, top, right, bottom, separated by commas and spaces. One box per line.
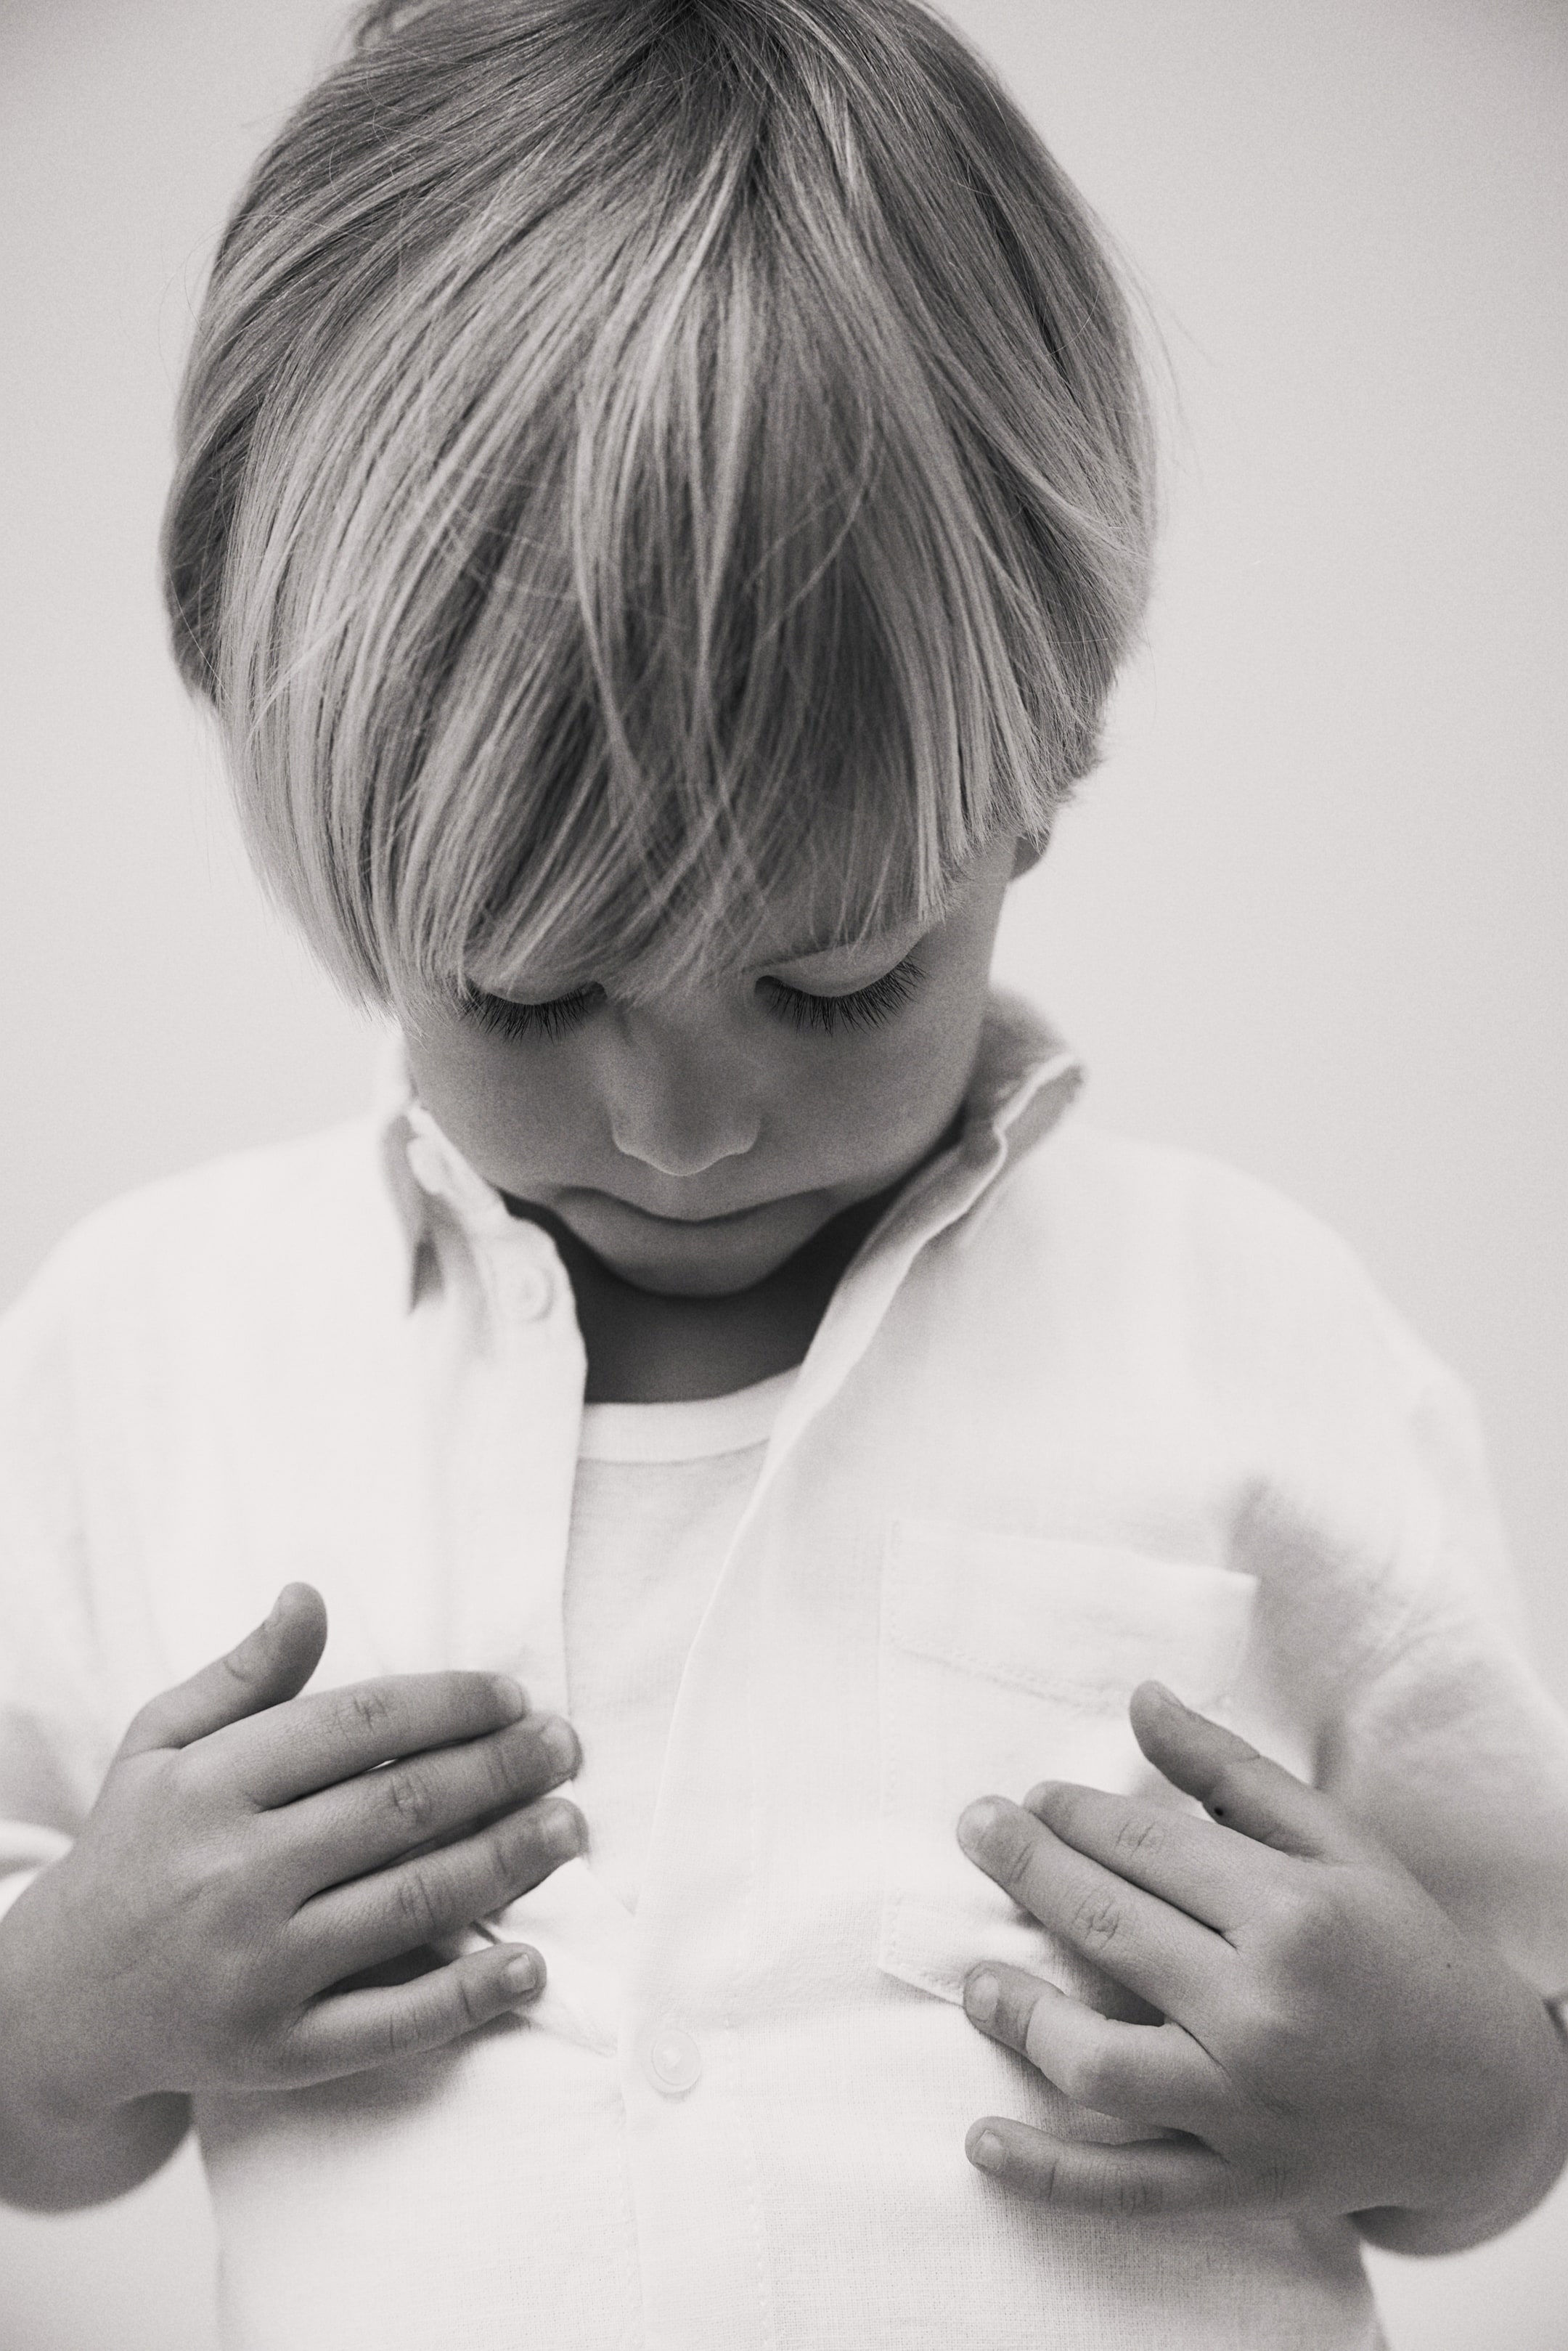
760, 956, 923, 1036
461, 985, 602, 1043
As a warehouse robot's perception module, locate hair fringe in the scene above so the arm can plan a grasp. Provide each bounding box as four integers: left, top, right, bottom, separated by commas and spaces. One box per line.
162, 0, 1159, 1012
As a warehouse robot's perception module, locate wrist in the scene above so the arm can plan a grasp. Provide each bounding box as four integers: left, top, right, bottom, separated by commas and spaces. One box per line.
1357, 1999, 1568, 2255
0, 1862, 147, 2124
0, 1874, 191, 2212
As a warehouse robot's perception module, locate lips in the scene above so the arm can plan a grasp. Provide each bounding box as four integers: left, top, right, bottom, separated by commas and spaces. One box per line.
579, 1192, 776, 1230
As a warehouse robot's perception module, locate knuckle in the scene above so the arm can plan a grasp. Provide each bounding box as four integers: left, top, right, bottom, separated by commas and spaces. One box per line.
1228, 2146, 1295, 2208
1067, 1886, 1124, 1952
987, 1814, 1040, 1894
452, 1967, 491, 2035
1053, 2042, 1113, 2110
379, 1764, 435, 1833
1229, 1995, 1312, 2101
343, 1682, 397, 1747
381, 1995, 429, 2059
391, 1866, 444, 1941
478, 1732, 528, 1808
127, 1745, 187, 1818
255, 2026, 297, 2085
1254, 2154, 1295, 2209
1102, 2163, 1161, 2219
175, 1830, 259, 1924
485, 1811, 528, 1871
1274, 1878, 1339, 1949
1253, 1881, 1344, 1989
1112, 1809, 1167, 1867
235, 2018, 295, 2088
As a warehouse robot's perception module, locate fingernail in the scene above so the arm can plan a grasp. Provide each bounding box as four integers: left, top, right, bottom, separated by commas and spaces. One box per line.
265, 1590, 286, 1630
536, 1717, 578, 1777
502, 1950, 542, 1995
541, 1803, 584, 1859
957, 1798, 1003, 1853
491, 1674, 528, 1722
965, 1971, 1000, 2025
968, 2127, 1005, 2173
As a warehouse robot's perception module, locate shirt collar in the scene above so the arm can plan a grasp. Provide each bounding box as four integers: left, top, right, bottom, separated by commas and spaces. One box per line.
373, 990, 1083, 1314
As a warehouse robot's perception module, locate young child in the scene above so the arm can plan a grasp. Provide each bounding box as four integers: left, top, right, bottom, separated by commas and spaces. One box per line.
2, 2, 1567, 2345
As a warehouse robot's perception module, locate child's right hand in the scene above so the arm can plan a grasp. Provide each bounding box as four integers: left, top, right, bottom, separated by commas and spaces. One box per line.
0, 1582, 583, 2127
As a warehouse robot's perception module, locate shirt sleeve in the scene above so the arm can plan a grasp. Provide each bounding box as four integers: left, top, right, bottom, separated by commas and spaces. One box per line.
1314, 1360, 1568, 2002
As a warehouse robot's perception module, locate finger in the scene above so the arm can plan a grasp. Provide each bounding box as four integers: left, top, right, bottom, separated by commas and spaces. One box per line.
277, 1941, 546, 2085
1019, 1780, 1288, 1936
1130, 1683, 1381, 1865
200, 1668, 531, 1806
957, 1796, 1228, 2018
963, 1963, 1218, 2130
276, 1711, 581, 1894
294, 1795, 587, 1976
120, 1585, 329, 1757
965, 2119, 1267, 2217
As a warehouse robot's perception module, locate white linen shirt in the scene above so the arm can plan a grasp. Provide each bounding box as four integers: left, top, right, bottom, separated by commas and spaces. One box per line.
2, 995, 1567, 2351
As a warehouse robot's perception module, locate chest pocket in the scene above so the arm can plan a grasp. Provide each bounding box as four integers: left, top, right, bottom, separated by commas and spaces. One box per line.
878, 1521, 1257, 2005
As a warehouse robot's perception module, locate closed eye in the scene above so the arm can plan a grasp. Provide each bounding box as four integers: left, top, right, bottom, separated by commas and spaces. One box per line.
460, 985, 603, 1043
459, 956, 924, 1043
757, 956, 923, 1035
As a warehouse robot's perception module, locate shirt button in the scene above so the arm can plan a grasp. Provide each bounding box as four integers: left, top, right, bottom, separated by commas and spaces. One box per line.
644, 2024, 702, 2096
507, 1264, 552, 1320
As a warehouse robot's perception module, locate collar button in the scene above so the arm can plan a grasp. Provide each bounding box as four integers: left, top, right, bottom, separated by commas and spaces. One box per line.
506, 1263, 553, 1321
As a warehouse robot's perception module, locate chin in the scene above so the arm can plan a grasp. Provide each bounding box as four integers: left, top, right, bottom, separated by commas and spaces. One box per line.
592, 1230, 800, 1298
557, 1191, 831, 1297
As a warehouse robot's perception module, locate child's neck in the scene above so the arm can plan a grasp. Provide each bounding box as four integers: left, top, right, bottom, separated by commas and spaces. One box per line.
501, 1185, 902, 1405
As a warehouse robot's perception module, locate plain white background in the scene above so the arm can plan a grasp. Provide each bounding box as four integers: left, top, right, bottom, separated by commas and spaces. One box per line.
1, 1, 1564, 2344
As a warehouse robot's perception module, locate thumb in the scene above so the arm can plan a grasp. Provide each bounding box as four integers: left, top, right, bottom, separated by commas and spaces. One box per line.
1128, 1680, 1381, 1865
120, 1583, 330, 1757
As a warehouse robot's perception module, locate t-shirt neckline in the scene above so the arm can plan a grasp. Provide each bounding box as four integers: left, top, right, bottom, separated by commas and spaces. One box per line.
576, 1366, 800, 1464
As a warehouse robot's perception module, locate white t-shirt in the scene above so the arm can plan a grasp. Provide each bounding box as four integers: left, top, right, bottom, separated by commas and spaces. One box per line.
564, 1372, 797, 1910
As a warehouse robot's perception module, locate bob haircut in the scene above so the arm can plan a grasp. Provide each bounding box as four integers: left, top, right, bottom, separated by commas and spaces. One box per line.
163, 0, 1158, 1014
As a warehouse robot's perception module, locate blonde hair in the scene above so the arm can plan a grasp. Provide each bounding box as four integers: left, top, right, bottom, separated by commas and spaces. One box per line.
163, 0, 1158, 1011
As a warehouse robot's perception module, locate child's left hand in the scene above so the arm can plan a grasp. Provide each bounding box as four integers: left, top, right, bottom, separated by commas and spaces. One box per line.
956, 1680, 1568, 2250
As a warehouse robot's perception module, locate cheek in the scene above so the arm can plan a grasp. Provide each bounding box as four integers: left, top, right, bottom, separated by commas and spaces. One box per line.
486, 1051, 608, 1174
799, 1014, 967, 1161
407, 1032, 602, 1178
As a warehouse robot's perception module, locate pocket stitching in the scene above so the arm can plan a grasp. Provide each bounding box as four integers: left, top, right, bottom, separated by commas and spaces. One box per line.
886, 1629, 1155, 1713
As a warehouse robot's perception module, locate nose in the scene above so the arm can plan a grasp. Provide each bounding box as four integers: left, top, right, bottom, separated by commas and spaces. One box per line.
603, 1015, 760, 1181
